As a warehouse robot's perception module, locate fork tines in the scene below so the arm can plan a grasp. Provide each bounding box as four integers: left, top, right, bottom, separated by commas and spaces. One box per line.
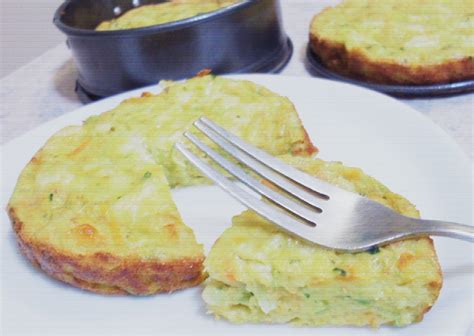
175, 117, 337, 237
177, 117, 474, 250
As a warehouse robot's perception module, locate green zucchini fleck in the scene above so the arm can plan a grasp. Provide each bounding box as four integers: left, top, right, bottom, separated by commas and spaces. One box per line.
354, 299, 370, 305
333, 267, 347, 276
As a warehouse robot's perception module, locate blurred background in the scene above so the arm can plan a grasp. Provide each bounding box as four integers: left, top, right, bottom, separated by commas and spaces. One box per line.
1, 0, 64, 77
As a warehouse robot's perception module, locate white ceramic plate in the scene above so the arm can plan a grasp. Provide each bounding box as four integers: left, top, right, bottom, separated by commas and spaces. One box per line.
1, 75, 472, 336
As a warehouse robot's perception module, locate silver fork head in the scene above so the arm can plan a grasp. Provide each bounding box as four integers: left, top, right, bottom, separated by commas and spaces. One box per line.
175, 117, 474, 251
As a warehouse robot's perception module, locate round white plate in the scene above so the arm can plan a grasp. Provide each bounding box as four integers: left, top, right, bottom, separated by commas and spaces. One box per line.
1, 75, 472, 336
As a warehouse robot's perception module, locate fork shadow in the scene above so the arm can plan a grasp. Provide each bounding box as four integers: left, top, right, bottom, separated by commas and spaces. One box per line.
442, 263, 474, 278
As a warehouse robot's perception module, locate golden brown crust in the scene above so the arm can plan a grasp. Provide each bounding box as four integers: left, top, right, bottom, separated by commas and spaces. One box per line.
196, 68, 212, 77
288, 100, 318, 156
427, 237, 443, 292
413, 236, 443, 323
9, 207, 206, 295
292, 126, 318, 156
309, 33, 474, 85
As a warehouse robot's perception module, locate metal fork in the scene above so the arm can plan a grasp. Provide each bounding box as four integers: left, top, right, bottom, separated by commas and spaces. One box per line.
175, 117, 474, 252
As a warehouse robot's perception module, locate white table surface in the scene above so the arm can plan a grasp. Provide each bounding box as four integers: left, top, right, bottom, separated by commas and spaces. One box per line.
0, 0, 472, 158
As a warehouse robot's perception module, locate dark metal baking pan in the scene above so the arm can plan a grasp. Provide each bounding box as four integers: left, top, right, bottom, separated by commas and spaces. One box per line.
54, 0, 293, 100
75, 38, 292, 104
306, 46, 474, 98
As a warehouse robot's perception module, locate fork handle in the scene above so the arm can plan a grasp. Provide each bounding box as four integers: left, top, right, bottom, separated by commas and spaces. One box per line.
412, 219, 474, 242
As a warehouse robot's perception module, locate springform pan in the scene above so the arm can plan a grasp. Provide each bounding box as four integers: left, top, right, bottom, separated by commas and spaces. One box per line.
54, 0, 293, 100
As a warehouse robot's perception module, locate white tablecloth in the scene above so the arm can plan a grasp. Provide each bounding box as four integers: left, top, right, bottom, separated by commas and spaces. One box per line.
1, 0, 472, 157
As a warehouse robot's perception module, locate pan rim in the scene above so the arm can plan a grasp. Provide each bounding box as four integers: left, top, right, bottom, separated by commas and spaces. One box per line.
54, 0, 255, 36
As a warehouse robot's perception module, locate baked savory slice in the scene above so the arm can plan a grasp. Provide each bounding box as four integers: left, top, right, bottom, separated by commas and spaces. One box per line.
96, 0, 237, 31
8, 75, 316, 295
84, 75, 316, 188
309, 0, 474, 85
203, 156, 442, 327
8, 125, 205, 295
